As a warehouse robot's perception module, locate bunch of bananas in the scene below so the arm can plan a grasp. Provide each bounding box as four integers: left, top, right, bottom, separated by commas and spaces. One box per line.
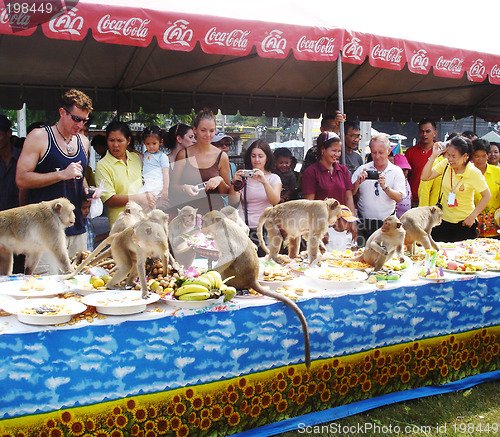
173, 271, 237, 302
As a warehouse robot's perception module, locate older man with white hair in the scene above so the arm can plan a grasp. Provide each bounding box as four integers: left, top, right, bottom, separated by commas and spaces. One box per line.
351, 134, 406, 246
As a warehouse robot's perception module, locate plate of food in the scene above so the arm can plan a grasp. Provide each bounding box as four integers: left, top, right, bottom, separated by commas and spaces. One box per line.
258, 263, 296, 285
0, 277, 69, 299
320, 258, 372, 270
163, 294, 225, 309
64, 274, 110, 295
304, 267, 368, 289
2, 297, 87, 325
0, 293, 15, 311
82, 290, 160, 315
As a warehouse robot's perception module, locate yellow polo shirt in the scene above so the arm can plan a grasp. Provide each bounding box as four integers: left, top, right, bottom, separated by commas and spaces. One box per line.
474, 163, 500, 237
433, 159, 488, 223
95, 150, 144, 227
418, 155, 445, 207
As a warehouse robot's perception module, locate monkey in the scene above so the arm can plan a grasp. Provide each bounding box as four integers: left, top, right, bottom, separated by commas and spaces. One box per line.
66, 201, 146, 275
201, 211, 311, 369
399, 206, 443, 255
146, 209, 182, 273
105, 218, 170, 298
220, 205, 250, 235
0, 198, 75, 275
168, 206, 200, 268
257, 198, 342, 263
312, 216, 406, 270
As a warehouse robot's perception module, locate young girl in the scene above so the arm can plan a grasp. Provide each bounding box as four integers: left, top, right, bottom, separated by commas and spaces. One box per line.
229, 140, 281, 256
139, 125, 169, 202
273, 147, 297, 203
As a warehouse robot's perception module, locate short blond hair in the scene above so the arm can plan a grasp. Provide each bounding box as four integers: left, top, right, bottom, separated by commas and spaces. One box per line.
369, 134, 390, 149
62, 89, 93, 112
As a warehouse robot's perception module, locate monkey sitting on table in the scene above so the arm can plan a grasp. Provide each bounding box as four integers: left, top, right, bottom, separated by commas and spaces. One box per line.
202, 210, 311, 369
312, 216, 406, 271
399, 206, 443, 255
0, 198, 76, 275
168, 206, 200, 268
257, 198, 342, 263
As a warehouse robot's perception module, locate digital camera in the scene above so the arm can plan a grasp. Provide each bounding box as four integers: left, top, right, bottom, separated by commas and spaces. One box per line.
366, 170, 381, 180
195, 182, 207, 191
240, 170, 255, 178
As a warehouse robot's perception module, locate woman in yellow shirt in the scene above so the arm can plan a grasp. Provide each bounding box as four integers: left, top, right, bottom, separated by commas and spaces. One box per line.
472, 139, 500, 237
421, 136, 490, 242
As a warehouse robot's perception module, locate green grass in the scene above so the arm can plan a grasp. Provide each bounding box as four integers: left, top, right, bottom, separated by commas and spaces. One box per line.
274, 380, 500, 436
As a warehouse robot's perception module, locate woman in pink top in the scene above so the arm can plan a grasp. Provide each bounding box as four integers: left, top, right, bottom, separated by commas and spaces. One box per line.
229, 140, 282, 256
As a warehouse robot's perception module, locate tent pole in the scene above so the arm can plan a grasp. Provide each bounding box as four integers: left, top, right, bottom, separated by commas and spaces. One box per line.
337, 52, 345, 166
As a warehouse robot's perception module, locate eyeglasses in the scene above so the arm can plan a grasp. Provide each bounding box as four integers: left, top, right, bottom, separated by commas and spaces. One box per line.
374, 181, 380, 196
215, 140, 233, 147
347, 134, 362, 139
64, 108, 89, 124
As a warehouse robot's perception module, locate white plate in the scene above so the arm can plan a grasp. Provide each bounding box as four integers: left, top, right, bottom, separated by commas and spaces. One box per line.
2, 297, 87, 325
304, 267, 368, 289
0, 277, 68, 299
163, 295, 225, 309
82, 290, 160, 315
443, 268, 480, 275
418, 274, 452, 283
0, 293, 15, 310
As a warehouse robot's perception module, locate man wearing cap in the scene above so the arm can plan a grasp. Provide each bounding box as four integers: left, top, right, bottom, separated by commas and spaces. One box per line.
212, 131, 236, 178
0, 115, 20, 212
16, 89, 92, 274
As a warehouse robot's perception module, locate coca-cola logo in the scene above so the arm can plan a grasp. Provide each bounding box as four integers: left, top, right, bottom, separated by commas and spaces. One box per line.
49, 7, 84, 35
163, 19, 193, 47
410, 49, 429, 71
371, 44, 403, 64
0, 9, 30, 28
490, 64, 500, 79
261, 29, 286, 54
435, 56, 464, 73
97, 14, 150, 40
296, 35, 335, 55
204, 26, 249, 50
469, 58, 486, 79
343, 37, 363, 60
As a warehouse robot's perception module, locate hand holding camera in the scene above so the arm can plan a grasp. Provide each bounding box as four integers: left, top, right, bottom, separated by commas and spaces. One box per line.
366, 170, 381, 180
240, 169, 255, 179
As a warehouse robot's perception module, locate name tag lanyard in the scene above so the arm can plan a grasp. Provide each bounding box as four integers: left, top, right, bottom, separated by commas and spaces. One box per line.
448, 169, 463, 207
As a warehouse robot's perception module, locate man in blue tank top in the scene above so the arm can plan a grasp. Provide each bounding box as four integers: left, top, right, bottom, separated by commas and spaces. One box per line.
16, 89, 92, 275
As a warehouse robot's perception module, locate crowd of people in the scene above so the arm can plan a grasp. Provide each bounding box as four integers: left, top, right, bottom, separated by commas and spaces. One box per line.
1, 88, 499, 273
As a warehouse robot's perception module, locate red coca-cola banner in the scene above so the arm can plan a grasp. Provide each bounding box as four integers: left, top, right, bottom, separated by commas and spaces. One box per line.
1, 0, 500, 84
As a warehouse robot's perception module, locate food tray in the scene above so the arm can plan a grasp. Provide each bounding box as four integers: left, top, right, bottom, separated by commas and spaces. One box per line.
82, 290, 160, 315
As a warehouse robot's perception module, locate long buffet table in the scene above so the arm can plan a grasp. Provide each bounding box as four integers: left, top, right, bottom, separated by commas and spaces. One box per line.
0, 264, 499, 437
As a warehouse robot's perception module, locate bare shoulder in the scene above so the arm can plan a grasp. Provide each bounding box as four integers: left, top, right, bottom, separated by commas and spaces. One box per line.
18, 127, 48, 163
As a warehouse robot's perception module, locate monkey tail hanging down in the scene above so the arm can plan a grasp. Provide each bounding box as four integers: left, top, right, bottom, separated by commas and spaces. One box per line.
202, 211, 311, 369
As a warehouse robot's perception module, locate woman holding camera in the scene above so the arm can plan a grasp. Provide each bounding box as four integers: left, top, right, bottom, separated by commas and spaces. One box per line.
229, 140, 281, 256
170, 109, 230, 215
351, 134, 406, 245
421, 136, 490, 242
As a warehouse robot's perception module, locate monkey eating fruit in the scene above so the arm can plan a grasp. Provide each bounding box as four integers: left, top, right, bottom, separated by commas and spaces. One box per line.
0, 198, 76, 275
202, 210, 311, 368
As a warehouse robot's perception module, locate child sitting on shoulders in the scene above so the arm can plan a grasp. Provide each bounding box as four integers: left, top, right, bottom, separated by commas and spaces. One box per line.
273, 147, 297, 203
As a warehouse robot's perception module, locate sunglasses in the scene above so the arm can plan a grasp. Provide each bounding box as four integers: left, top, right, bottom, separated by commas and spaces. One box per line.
374, 181, 380, 196
64, 108, 89, 124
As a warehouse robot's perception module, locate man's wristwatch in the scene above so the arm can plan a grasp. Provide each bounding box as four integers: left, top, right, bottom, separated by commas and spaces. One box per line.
384, 186, 390, 192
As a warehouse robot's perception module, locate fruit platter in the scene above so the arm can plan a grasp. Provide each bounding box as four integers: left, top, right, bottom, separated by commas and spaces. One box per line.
163, 270, 236, 309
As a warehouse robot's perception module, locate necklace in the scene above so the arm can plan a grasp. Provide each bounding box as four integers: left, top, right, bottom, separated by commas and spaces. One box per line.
54, 124, 76, 154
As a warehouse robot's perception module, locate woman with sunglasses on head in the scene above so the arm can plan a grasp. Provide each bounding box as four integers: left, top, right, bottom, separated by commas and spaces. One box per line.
95, 121, 157, 228
421, 136, 490, 243
351, 134, 406, 246
170, 108, 231, 215
165, 123, 196, 171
